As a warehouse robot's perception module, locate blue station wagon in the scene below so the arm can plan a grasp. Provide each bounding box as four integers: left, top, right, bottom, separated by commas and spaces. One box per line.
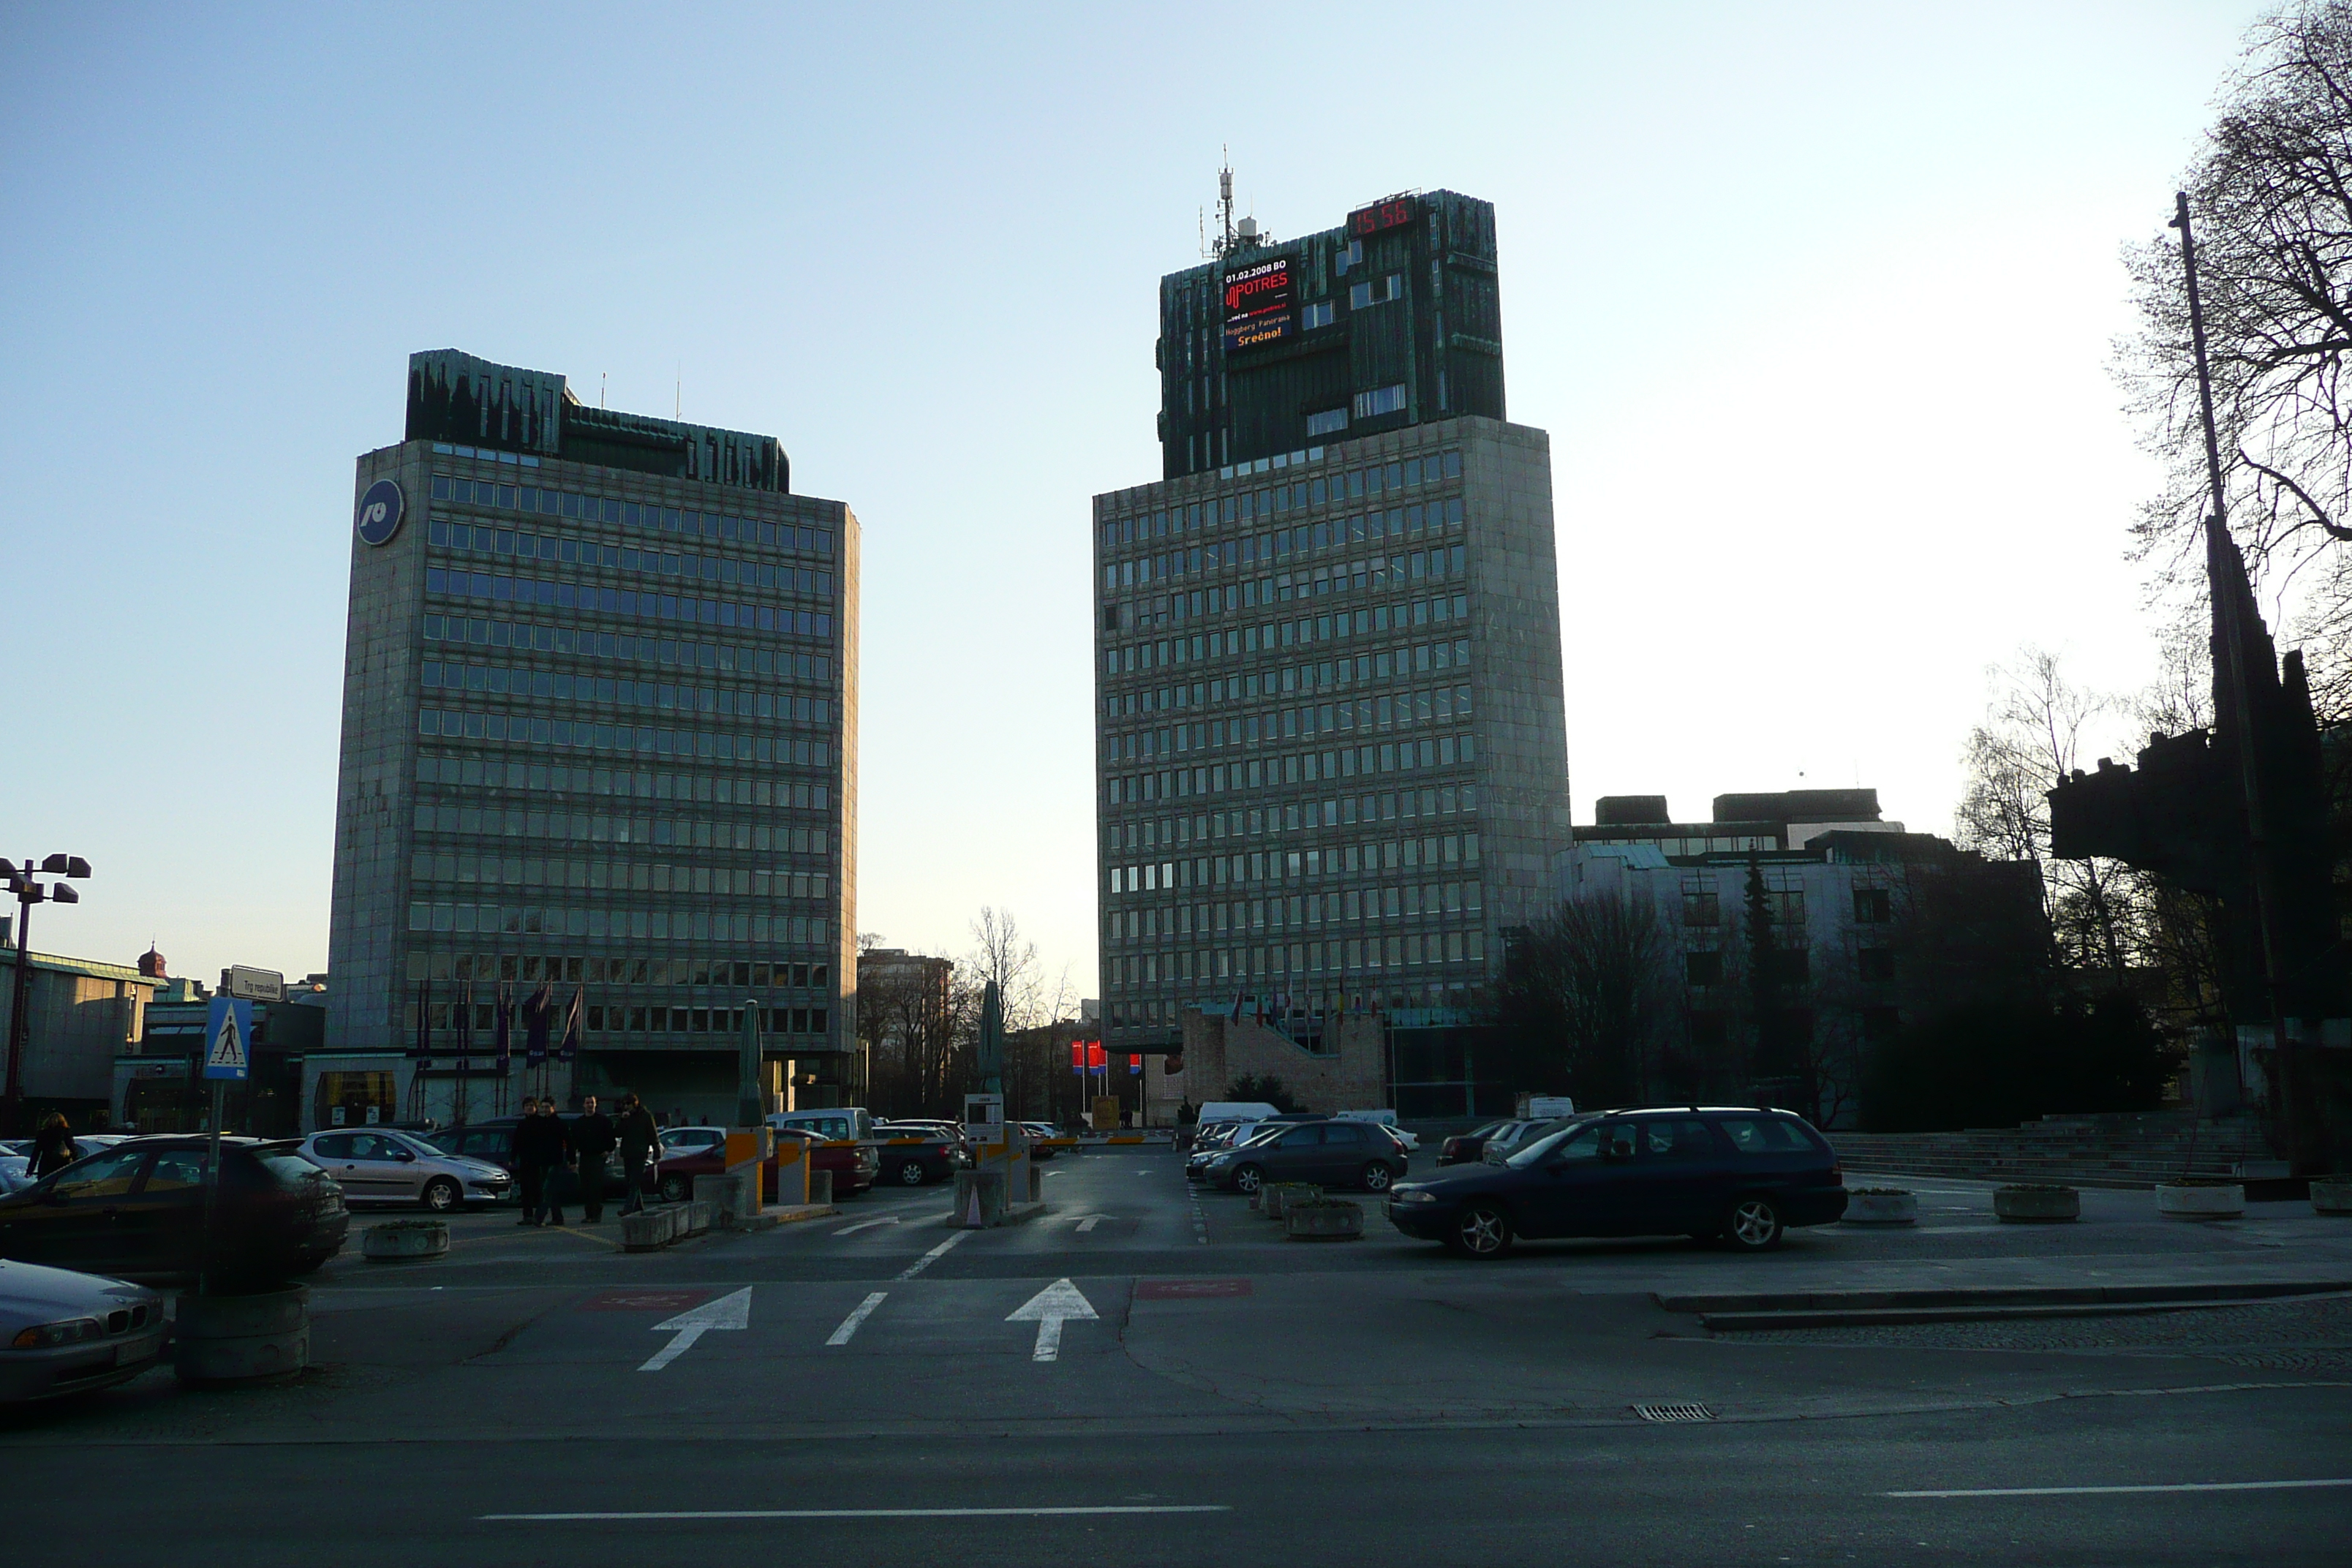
1385, 1107, 1847, 1256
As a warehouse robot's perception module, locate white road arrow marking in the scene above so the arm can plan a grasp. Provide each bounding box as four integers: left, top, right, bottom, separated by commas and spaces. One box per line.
1007, 1278, 1097, 1362
639, 1286, 751, 1371
826, 1291, 887, 1346
832, 1216, 900, 1237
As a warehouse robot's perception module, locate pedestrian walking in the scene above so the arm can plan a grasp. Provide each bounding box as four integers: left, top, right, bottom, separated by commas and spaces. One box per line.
27, 1112, 80, 1179
616, 1093, 659, 1215
514, 1096, 572, 1226
570, 1094, 617, 1223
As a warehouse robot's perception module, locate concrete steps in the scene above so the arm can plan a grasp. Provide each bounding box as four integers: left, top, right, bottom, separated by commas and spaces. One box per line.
1829, 1112, 2274, 1190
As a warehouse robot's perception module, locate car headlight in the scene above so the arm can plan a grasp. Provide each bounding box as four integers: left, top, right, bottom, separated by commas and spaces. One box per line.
1392, 1188, 1439, 1205
10, 1317, 105, 1350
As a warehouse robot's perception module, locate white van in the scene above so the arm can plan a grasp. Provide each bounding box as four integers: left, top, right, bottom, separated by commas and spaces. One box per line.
766, 1107, 875, 1142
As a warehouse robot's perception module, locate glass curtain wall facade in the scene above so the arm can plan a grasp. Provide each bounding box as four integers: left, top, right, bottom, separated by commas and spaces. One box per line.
328, 351, 861, 1112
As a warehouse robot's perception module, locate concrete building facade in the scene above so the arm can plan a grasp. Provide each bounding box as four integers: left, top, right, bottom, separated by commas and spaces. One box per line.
0, 945, 160, 1123
326, 350, 859, 1126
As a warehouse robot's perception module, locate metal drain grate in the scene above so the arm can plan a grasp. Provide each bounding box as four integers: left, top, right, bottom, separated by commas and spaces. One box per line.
1632, 1402, 1716, 1423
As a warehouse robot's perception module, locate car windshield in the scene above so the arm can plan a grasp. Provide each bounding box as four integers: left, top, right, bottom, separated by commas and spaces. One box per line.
1505, 1117, 1602, 1167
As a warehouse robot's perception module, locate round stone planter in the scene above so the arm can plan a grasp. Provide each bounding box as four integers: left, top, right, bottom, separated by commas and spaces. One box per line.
1842, 1190, 1918, 1226
2311, 1178, 2352, 1215
1994, 1185, 2080, 1223
361, 1219, 449, 1262
2157, 1183, 2245, 1220
175, 1286, 310, 1385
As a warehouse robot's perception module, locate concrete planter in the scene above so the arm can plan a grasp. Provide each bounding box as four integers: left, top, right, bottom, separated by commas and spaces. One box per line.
679, 1201, 715, 1237
2157, 1183, 2245, 1220
1285, 1200, 1364, 1241
361, 1218, 450, 1262
1994, 1185, 2080, 1223
1842, 1190, 1918, 1226
2311, 1178, 2352, 1215
621, 1207, 679, 1251
1264, 1183, 1317, 1220
693, 1173, 752, 1226
176, 1286, 309, 1384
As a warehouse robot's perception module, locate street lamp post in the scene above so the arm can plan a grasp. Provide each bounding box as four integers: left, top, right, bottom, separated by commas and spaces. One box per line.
1, 853, 94, 1137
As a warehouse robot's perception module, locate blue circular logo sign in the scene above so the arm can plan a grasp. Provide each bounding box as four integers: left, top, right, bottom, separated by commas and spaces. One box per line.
356, 478, 405, 546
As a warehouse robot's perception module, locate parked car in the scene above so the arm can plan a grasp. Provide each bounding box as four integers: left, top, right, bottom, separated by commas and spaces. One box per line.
0, 1258, 167, 1403
869, 1126, 962, 1186
0, 1137, 349, 1285
1017, 1121, 1075, 1159
1386, 1107, 1849, 1258
1438, 1121, 1508, 1166
295, 1128, 513, 1210
1185, 1120, 1286, 1181
1196, 1118, 1408, 1195
421, 1118, 631, 1202
1478, 1120, 1572, 1165
0, 1141, 29, 1194
652, 1125, 878, 1202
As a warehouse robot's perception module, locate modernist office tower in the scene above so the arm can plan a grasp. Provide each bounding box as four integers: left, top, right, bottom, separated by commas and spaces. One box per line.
328, 350, 859, 1115
1094, 190, 1569, 1065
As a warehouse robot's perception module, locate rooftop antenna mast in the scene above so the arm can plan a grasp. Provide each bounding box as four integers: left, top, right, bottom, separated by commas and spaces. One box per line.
1214, 150, 1237, 257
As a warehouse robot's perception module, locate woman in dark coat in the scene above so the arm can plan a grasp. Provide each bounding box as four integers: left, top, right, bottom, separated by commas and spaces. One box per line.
28, 1112, 80, 1179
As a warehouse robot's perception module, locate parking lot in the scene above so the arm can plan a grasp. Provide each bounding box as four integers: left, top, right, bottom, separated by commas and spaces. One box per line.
3, 1145, 2349, 1564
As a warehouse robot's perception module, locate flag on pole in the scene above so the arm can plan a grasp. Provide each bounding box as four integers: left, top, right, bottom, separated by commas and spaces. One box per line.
412, 979, 431, 1064
454, 979, 473, 1072
559, 987, 582, 1062
1228, 992, 1243, 1022
493, 983, 512, 1074
524, 981, 552, 1066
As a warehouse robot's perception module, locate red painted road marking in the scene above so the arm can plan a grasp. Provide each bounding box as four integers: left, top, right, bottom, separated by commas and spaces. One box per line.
579, 1289, 709, 1313
1135, 1279, 1251, 1300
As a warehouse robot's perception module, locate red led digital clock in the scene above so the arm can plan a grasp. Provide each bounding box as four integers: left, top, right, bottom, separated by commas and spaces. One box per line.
1348, 196, 1417, 236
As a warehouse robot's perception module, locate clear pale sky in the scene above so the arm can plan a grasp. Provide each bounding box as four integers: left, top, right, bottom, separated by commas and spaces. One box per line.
0, 2, 2264, 1001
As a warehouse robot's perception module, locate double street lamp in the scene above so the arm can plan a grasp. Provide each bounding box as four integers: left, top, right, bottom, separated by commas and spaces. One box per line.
3, 853, 94, 1136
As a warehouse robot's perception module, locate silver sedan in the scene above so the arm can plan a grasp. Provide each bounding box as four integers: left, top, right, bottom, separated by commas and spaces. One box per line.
0, 1259, 166, 1403
295, 1128, 513, 1210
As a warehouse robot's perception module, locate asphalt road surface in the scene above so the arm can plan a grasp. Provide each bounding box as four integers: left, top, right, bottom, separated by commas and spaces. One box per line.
6, 1147, 2348, 1567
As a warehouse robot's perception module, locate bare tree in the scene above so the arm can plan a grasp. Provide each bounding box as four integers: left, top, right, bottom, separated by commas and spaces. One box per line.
967, 907, 1055, 1033
2117, 2, 2352, 687
1498, 890, 1677, 1107
1954, 649, 2142, 987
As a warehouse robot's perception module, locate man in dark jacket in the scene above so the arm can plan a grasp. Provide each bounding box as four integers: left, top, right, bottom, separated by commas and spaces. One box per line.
569, 1095, 617, 1224
615, 1093, 659, 1216
513, 1097, 572, 1226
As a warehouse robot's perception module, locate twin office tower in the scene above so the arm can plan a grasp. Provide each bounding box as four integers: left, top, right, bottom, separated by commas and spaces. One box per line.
325, 185, 1567, 1107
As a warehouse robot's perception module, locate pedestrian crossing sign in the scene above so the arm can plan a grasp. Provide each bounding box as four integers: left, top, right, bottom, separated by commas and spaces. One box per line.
204, 997, 252, 1081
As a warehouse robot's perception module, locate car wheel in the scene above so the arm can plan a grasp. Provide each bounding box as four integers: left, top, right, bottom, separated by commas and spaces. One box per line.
897, 1161, 927, 1186
421, 1177, 461, 1213
1447, 1202, 1512, 1258
1232, 1164, 1265, 1194
1725, 1195, 1784, 1251
660, 1175, 689, 1203
1362, 1161, 1395, 1192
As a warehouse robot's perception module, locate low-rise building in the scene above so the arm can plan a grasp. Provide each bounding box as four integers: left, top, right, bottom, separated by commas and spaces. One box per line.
0, 943, 161, 1126
115, 959, 330, 1135
1560, 791, 2046, 1128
